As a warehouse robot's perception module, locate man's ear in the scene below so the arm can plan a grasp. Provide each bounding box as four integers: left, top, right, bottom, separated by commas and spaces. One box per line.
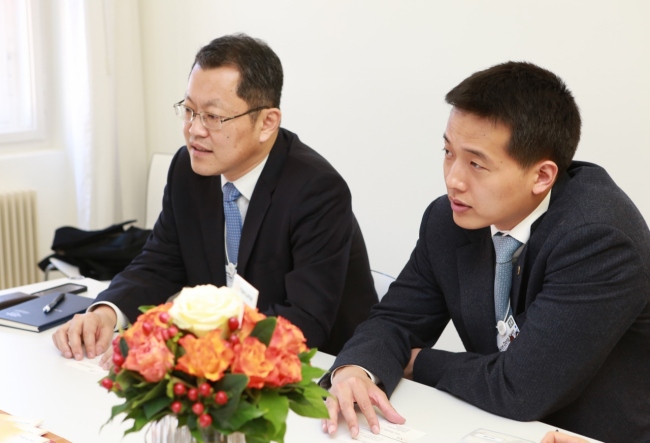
532, 160, 558, 195
258, 108, 282, 143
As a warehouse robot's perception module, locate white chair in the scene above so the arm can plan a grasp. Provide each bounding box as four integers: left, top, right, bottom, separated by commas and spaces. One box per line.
371, 270, 395, 301
145, 153, 174, 230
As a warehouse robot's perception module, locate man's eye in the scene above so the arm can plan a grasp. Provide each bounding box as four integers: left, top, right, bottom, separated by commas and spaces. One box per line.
204, 114, 221, 123
470, 162, 484, 170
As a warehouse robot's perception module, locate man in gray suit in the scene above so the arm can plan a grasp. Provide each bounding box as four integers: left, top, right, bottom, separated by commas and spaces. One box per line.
322, 62, 650, 443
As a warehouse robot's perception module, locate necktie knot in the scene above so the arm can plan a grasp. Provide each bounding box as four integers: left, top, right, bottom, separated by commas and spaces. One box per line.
492, 234, 522, 264
223, 182, 241, 203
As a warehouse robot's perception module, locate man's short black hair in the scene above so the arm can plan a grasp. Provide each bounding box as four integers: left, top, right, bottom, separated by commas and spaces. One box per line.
445, 61, 581, 174
193, 33, 283, 110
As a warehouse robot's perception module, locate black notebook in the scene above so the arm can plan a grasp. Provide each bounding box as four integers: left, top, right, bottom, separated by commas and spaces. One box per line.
0, 292, 94, 332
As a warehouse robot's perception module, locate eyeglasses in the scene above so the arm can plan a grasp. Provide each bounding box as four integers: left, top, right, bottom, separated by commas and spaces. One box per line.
173, 101, 268, 131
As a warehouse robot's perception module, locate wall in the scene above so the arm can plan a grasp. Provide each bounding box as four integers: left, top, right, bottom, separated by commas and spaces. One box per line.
137, 0, 650, 278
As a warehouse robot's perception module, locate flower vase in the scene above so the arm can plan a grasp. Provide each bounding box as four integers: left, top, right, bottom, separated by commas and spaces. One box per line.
145, 415, 245, 443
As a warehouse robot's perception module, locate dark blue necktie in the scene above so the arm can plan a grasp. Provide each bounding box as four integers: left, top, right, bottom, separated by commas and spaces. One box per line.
223, 182, 242, 265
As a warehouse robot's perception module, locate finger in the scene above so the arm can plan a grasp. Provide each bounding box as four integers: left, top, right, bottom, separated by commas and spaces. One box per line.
82, 315, 100, 359
52, 322, 73, 359
350, 378, 379, 435
370, 389, 405, 425
67, 313, 90, 360
100, 347, 114, 370
324, 396, 340, 434
95, 322, 114, 356
336, 379, 362, 437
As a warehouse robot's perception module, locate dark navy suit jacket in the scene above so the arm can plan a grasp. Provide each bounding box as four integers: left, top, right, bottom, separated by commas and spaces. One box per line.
333, 162, 650, 442
96, 128, 378, 354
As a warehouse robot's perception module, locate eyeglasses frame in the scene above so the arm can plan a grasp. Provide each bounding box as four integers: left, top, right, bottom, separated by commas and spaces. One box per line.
173, 100, 269, 130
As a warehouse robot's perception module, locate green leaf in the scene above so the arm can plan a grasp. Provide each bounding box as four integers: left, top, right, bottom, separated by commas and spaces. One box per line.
219, 399, 263, 430
119, 337, 129, 359
249, 317, 277, 346
301, 364, 326, 382
257, 390, 288, 440
143, 396, 173, 419
138, 305, 156, 313
239, 417, 273, 443
288, 386, 329, 418
132, 381, 167, 409
298, 348, 317, 363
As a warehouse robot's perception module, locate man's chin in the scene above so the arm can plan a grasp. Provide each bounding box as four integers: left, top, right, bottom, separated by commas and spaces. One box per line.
452, 213, 488, 230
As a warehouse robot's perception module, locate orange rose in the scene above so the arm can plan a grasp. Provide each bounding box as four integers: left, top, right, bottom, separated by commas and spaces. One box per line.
123, 333, 174, 382
239, 306, 267, 339
124, 303, 173, 347
232, 336, 274, 388
263, 347, 303, 387
176, 329, 234, 381
269, 316, 308, 354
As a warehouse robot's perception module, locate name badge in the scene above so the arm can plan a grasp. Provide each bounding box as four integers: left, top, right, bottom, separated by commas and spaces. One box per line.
496, 315, 520, 352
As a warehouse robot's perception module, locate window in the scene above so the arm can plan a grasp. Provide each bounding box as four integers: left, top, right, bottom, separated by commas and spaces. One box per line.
0, 0, 43, 144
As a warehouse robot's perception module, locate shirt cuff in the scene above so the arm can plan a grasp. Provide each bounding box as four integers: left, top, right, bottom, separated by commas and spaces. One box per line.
332, 365, 381, 385
88, 301, 128, 331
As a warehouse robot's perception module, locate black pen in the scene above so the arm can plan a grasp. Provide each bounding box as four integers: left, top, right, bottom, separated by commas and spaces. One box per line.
43, 292, 66, 313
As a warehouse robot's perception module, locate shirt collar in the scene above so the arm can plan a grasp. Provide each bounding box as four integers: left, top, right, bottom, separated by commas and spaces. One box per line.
490, 190, 551, 244
220, 155, 269, 201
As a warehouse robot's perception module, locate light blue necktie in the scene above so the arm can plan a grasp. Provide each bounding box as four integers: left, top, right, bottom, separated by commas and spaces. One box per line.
223, 182, 242, 265
492, 233, 522, 323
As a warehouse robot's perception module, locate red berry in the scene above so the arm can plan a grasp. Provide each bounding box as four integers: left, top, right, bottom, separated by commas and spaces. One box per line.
113, 366, 121, 374
192, 402, 205, 415
229, 334, 240, 346
142, 321, 154, 335
159, 312, 171, 323
214, 391, 228, 405
227, 317, 239, 331
187, 388, 199, 401
171, 401, 183, 414
198, 382, 212, 397
161, 328, 171, 340
198, 413, 212, 428
101, 378, 113, 390
112, 352, 125, 367
173, 383, 187, 396
168, 325, 179, 337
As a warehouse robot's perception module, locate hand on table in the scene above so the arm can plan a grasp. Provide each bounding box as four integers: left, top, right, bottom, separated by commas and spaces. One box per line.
540, 431, 589, 443
403, 348, 422, 380
322, 366, 405, 438
52, 305, 116, 367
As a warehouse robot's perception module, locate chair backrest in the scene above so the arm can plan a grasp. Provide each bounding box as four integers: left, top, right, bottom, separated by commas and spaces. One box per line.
145, 153, 175, 230
371, 270, 395, 301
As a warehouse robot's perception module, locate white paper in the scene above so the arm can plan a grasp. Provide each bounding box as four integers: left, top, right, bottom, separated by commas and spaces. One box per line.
463, 428, 534, 443
348, 415, 426, 442
65, 354, 109, 375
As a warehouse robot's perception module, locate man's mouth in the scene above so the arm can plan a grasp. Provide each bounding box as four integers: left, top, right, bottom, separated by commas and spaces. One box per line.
449, 197, 471, 212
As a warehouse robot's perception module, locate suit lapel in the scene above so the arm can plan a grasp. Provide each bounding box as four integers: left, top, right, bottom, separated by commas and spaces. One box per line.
237, 130, 290, 276
457, 229, 498, 353
199, 175, 227, 286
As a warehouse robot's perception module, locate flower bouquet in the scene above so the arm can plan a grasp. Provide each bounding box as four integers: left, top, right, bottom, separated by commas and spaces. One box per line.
100, 285, 330, 443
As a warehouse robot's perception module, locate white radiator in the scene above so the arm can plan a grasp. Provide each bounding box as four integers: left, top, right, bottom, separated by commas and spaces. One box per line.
0, 189, 39, 289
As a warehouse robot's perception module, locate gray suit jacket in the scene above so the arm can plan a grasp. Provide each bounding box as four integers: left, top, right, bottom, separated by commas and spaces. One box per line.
96, 128, 377, 354
333, 161, 650, 443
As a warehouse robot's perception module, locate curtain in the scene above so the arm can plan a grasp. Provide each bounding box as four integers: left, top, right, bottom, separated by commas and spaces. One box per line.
59, 0, 147, 230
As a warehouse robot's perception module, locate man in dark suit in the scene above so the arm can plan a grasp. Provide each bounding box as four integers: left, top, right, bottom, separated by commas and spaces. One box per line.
323, 62, 650, 443
52, 34, 377, 361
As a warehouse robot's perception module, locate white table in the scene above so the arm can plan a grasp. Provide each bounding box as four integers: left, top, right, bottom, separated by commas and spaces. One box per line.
0, 278, 598, 443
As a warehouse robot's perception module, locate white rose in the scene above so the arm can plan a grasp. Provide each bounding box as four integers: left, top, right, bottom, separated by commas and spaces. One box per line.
169, 285, 243, 337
